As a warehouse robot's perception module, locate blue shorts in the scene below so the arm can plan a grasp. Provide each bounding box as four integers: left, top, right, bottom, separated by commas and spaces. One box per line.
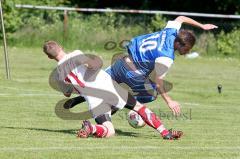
105, 58, 158, 103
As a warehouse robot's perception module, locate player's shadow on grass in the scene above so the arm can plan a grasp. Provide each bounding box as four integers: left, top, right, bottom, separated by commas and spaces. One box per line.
3, 126, 140, 137
3, 126, 76, 135
115, 129, 140, 137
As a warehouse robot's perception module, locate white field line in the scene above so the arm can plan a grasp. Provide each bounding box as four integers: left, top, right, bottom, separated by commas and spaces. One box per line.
0, 93, 60, 97
183, 102, 200, 106
0, 86, 201, 106
0, 86, 47, 92
0, 88, 201, 105
0, 92, 201, 106
0, 86, 60, 97
0, 146, 240, 152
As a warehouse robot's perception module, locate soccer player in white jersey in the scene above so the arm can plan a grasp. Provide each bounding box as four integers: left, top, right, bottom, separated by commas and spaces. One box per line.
43, 41, 183, 139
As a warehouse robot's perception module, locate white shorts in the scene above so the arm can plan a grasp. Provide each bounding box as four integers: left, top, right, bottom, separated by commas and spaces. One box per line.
76, 69, 128, 118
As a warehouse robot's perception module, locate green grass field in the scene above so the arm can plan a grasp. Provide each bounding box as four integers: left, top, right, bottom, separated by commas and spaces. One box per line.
0, 47, 240, 159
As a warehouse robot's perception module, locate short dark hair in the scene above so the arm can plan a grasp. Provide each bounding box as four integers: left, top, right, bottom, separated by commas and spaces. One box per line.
175, 30, 196, 54
43, 41, 62, 58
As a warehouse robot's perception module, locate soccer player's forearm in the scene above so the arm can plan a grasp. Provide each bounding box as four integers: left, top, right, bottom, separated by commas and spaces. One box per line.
156, 76, 172, 104
155, 77, 172, 104
175, 16, 204, 29
160, 92, 172, 104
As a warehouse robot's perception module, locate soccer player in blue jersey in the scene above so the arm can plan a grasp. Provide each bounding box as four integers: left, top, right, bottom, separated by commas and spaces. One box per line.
105, 16, 217, 116
63, 16, 217, 127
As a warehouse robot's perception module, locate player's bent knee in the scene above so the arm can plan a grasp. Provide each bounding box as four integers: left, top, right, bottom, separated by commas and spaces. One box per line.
102, 121, 115, 137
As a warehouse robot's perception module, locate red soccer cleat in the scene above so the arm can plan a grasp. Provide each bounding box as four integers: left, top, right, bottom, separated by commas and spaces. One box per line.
162, 129, 183, 140
77, 120, 93, 138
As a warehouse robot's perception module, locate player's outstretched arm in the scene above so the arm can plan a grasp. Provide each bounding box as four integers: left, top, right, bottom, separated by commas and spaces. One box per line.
175, 16, 218, 30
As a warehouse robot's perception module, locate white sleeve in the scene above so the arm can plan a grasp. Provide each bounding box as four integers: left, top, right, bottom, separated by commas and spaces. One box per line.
165, 21, 182, 31
155, 57, 173, 78
70, 50, 84, 56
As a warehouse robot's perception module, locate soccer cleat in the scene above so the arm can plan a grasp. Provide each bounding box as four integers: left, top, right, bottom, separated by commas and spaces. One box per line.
76, 120, 93, 138
162, 129, 183, 140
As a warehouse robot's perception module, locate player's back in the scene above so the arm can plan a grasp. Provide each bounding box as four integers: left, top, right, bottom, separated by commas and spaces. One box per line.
126, 23, 179, 75
56, 50, 120, 94
57, 50, 88, 83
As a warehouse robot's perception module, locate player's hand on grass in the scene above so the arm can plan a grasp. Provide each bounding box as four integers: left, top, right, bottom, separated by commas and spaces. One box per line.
167, 100, 181, 116
201, 24, 218, 30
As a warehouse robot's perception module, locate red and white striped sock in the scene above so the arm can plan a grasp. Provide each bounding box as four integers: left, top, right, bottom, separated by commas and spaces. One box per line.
92, 125, 108, 138
137, 106, 169, 137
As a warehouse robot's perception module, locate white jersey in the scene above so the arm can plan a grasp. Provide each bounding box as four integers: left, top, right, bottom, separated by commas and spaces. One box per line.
57, 50, 91, 93
55, 50, 128, 118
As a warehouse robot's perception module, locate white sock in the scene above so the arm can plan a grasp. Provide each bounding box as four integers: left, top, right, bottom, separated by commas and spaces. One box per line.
156, 125, 166, 133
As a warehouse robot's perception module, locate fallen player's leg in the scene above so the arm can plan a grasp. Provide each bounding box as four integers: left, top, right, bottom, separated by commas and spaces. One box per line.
63, 96, 86, 109
77, 114, 115, 138
77, 92, 182, 140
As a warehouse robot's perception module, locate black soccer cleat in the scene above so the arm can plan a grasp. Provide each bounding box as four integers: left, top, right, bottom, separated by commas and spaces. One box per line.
64, 96, 86, 109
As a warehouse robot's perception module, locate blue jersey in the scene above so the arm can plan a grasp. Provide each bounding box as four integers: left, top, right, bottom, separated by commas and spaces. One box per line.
127, 28, 178, 76
106, 21, 181, 103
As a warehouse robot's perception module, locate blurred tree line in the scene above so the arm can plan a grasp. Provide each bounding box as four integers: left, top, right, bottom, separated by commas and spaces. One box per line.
3, 0, 240, 34
1, 0, 240, 57
68, 0, 240, 14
